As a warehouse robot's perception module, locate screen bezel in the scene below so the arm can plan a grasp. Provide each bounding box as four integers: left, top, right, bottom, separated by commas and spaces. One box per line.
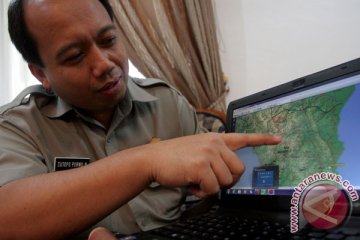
221, 57, 360, 212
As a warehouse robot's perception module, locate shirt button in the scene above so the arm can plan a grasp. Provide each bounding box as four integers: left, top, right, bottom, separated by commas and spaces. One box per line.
106, 134, 114, 143
140, 217, 147, 227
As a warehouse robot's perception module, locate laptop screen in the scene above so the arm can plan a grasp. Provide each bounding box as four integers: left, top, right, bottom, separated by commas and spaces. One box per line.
225, 58, 360, 199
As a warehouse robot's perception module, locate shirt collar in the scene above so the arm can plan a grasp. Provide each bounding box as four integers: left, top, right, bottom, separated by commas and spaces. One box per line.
40, 77, 158, 118
127, 77, 158, 102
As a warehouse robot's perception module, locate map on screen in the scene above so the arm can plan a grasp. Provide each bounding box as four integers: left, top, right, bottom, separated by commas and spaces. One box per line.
233, 84, 360, 189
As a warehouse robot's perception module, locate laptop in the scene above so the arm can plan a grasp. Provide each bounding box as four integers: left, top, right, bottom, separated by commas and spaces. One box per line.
120, 58, 360, 239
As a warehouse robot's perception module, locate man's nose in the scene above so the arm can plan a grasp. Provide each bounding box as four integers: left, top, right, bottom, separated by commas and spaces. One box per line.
90, 46, 115, 79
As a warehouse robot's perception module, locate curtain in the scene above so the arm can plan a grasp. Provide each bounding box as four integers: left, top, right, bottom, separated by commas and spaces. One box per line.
109, 0, 227, 112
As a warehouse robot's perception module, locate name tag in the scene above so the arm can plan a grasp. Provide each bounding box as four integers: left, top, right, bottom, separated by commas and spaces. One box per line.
54, 157, 90, 171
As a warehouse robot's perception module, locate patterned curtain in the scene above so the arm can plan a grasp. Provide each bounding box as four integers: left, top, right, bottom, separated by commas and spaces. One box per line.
109, 0, 227, 112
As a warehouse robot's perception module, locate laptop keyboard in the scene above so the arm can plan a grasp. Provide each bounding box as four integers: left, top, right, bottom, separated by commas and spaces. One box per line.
116, 210, 360, 240
149, 213, 289, 239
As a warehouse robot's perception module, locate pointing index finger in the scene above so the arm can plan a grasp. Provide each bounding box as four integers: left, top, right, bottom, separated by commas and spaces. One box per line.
221, 133, 282, 151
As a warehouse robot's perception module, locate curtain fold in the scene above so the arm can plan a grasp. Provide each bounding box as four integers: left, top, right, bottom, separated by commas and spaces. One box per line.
110, 0, 226, 112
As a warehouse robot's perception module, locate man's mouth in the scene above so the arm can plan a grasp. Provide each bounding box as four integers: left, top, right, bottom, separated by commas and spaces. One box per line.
95, 75, 124, 97
98, 80, 119, 92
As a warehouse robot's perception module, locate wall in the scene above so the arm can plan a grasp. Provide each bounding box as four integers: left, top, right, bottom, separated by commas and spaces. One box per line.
0, 0, 12, 105
213, 0, 360, 104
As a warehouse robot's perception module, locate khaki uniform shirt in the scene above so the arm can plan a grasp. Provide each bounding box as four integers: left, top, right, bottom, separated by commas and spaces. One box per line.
0, 77, 200, 234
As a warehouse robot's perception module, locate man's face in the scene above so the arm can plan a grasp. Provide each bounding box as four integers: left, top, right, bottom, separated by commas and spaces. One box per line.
25, 0, 129, 118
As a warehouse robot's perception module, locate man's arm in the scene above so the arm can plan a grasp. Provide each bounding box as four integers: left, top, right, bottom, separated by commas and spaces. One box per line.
0, 133, 281, 240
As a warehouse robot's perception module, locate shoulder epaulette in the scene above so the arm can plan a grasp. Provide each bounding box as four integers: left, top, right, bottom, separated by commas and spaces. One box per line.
0, 85, 54, 114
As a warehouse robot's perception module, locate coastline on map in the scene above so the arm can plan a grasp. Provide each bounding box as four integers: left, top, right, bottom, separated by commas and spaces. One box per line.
337, 85, 360, 186
234, 147, 261, 188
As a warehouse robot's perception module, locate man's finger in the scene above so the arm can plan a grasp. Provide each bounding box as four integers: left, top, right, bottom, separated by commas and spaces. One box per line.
191, 167, 220, 198
88, 227, 117, 240
219, 147, 246, 178
221, 133, 282, 151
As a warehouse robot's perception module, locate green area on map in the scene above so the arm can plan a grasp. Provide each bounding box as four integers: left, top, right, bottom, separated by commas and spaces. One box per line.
235, 86, 355, 186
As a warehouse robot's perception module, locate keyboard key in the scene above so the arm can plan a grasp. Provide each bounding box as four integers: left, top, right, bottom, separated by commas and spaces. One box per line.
325, 233, 346, 240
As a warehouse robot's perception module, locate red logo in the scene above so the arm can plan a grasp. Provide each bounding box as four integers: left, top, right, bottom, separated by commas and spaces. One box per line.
301, 183, 350, 230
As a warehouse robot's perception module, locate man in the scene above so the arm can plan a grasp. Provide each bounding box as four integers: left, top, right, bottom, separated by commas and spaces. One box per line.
0, 0, 281, 239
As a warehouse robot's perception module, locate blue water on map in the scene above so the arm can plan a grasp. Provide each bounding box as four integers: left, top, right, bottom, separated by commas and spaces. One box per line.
337, 84, 360, 186
234, 147, 261, 188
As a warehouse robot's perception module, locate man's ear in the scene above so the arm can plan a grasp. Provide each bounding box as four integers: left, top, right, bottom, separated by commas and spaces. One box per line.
28, 63, 51, 90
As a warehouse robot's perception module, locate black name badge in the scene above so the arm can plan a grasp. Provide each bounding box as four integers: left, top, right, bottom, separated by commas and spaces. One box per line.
54, 157, 90, 171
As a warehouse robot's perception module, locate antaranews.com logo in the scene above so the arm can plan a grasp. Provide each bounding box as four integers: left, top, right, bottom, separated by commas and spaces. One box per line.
290, 172, 359, 233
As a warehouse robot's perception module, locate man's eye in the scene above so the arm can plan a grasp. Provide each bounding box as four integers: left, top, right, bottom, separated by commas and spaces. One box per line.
65, 53, 84, 64
102, 36, 116, 46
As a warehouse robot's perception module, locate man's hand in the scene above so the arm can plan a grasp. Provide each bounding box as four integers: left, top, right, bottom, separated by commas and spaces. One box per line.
88, 227, 117, 240
133, 133, 282, 198
86, 134, 281, 239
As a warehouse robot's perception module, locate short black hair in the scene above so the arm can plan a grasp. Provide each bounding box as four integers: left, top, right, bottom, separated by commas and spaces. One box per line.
8, 0, 114, 67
